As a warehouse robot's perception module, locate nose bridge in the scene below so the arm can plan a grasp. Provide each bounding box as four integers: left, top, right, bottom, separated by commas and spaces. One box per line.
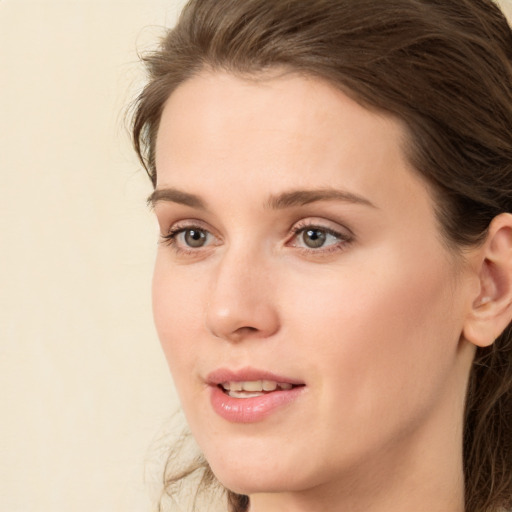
205, 240, 279, 341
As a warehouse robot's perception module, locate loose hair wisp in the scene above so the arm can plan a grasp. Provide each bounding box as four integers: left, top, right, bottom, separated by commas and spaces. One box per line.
132, 1, 512, 511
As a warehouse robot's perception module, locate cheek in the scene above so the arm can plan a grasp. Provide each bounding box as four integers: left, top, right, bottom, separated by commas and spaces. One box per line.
285, 249, 462, 424
152, 256, 205, 378
288, 246, 458, 347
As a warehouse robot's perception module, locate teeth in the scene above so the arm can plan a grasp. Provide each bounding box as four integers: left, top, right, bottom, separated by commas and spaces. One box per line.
220, 380, 294, 393
243, 381, 263, 392
262, 380, 277, 391
228, 390, 265, 399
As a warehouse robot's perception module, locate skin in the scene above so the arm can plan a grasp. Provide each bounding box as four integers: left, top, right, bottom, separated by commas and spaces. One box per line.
151, 71, 497, 512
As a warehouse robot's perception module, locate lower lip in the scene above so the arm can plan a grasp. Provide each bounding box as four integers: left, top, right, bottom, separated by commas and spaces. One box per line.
209, 385, 305, 423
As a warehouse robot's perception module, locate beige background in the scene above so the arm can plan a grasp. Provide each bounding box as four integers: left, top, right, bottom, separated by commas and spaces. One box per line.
1, 1, 187, 511
1, 1, 511, 511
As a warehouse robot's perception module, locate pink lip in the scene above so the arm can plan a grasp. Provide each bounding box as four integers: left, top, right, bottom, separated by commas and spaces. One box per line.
206, 367, 305, 386
206, 367, 306, 423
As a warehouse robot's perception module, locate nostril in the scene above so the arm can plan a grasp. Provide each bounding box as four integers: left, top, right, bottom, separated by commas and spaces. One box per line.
233, 326, 260, 337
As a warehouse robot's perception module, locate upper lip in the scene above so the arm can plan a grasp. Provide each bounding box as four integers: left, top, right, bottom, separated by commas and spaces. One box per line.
206, 367, 305, 386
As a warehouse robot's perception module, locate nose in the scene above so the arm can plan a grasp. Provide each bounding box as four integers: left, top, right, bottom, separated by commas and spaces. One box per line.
205, 248, 280, 343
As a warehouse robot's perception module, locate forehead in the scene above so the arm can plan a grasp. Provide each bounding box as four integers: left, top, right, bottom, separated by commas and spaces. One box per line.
155, 71, 429, 213
156, 70, 405, 161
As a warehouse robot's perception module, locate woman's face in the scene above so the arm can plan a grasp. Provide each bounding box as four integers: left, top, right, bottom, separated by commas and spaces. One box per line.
152, 72, 477, 497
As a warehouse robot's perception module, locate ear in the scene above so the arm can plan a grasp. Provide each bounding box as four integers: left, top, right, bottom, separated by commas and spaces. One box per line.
463, 213, 512, 347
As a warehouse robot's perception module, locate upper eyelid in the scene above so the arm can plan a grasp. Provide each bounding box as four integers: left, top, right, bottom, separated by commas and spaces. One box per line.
164, 219, 214, 234
161, 217, 354, 242
290, 217, 354, 236
288, 225, 351, 245
164, 217, 351, 231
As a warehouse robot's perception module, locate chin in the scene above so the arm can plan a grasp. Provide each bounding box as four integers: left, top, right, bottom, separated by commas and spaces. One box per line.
204, 444, 321, 497
213, 467, 301, 496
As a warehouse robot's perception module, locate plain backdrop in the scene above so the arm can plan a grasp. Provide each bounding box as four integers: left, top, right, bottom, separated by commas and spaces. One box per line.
1, 1, 511, 511
1, 1, 187, 511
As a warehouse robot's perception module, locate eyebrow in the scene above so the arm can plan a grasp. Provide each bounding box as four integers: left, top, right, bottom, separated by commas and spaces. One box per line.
266, 188, 377, 210
148, 187, 376, 210
147, 188, 207, 209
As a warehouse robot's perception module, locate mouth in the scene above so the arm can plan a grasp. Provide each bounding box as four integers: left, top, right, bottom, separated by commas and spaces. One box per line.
206, 368, 306, 422
219, 380, 300, 398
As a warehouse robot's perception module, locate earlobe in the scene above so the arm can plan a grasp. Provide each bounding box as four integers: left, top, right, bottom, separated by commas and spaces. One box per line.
463, 213, 512, 348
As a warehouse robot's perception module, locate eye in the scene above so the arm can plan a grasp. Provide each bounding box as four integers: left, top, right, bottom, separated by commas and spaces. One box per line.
300, 228, 331, 248
180, 228, 209, 248
161, 223, 216, 253
288, 221, 353, 253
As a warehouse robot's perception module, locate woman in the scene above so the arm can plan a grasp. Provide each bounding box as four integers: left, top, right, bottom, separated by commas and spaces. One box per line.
131, 1, 512, 511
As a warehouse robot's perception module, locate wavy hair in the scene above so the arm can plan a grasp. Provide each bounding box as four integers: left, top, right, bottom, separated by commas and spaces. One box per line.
131, 1, 512, 511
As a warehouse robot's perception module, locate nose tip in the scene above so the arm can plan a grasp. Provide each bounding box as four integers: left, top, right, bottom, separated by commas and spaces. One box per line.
206, 302, 280, 342
204, 259, 280, 342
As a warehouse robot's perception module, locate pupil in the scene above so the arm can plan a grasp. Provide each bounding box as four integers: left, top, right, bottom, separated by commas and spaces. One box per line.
304, 229, 326, 248
185, 229, 206, 247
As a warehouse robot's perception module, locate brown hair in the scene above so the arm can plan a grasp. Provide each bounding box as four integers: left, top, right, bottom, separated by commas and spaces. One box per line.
131, 1, 512, 511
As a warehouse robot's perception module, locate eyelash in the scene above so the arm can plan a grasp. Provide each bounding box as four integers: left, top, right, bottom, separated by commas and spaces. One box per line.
160, 220, 354, 256
288, 221, 353, 255
160, 222, 215, 256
